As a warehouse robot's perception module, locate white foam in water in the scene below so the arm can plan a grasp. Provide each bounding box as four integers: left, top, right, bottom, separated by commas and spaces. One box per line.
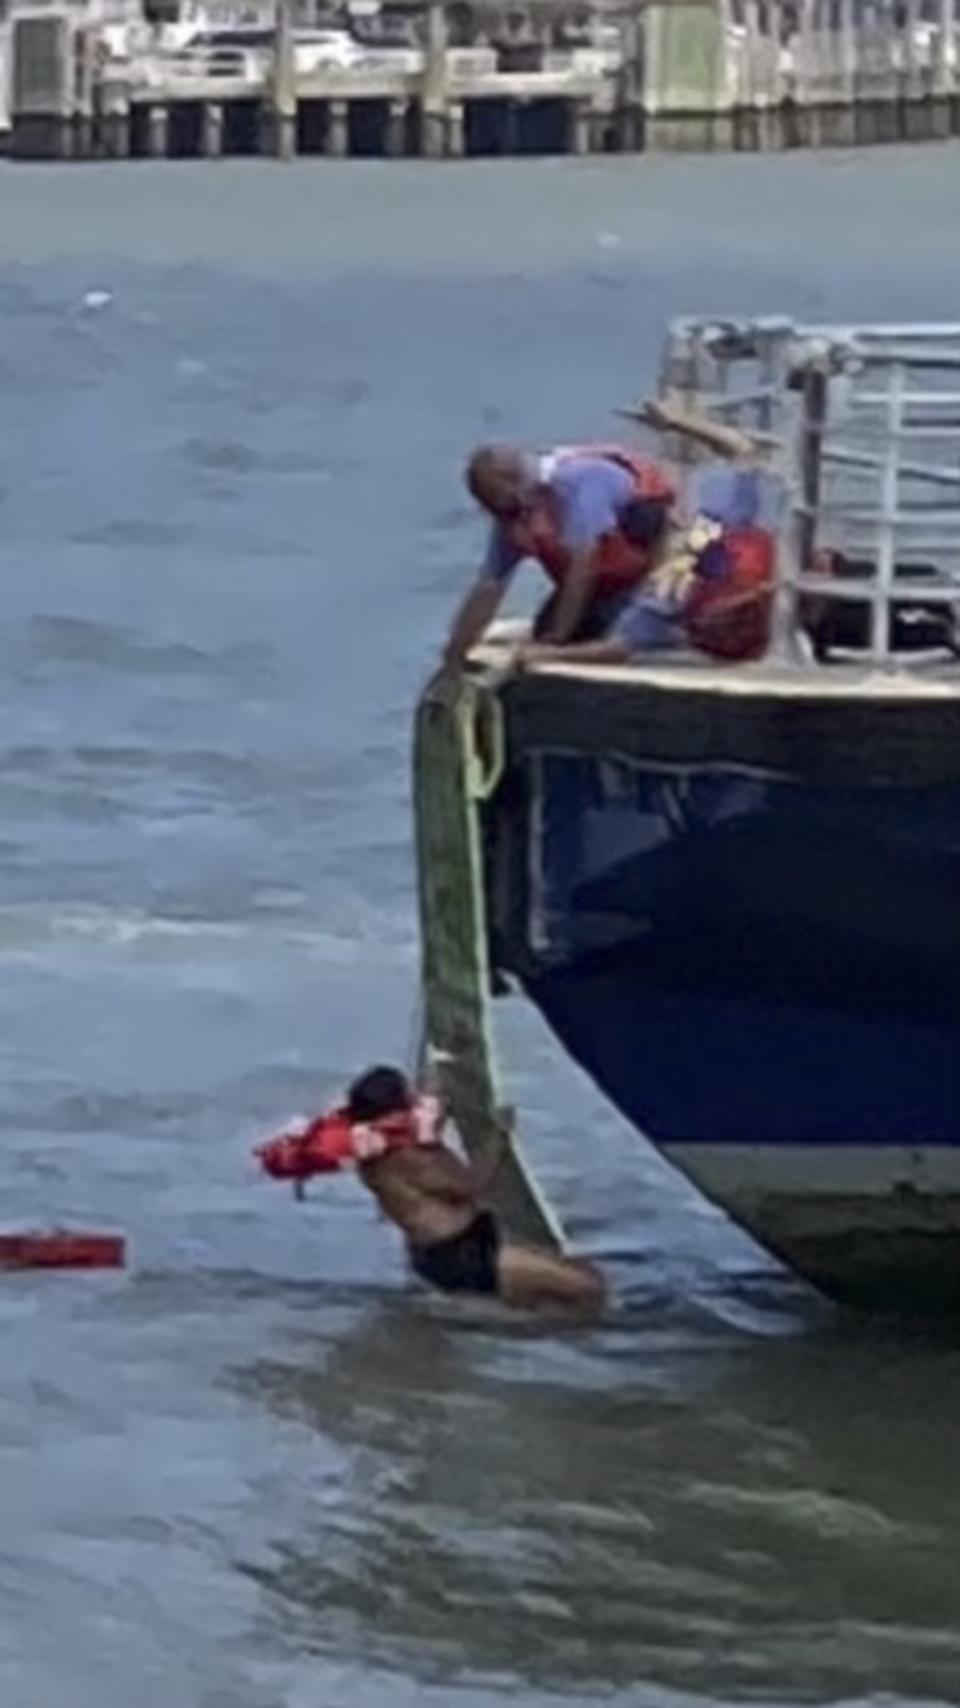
79, 290, 113, 314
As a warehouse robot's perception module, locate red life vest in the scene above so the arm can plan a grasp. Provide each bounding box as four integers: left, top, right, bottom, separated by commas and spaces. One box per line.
684, 527, 776, 662
507, 446, 675, 595
255, 1096, 441, 1183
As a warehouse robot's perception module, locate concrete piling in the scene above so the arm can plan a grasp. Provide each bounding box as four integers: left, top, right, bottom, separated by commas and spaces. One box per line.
447, 99, 465, 157
201, 102, 224, 158
385, 98, 407, 157
568, 97, 591, 155
100, 106, 131, 160
420, 0, 450, 157
326, 98, 349, 157
145, 102, 169, 159
270, 0, 297, 160
641, 0, 734, 152
9, 15, 72, 159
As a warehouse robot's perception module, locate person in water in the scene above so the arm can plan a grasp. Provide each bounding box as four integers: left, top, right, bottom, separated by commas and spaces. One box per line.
256, 1064, 606, 1315
444, 442, 675, 667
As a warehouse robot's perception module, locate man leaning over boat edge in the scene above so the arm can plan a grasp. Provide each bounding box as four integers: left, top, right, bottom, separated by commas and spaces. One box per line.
443, 441, 675, 669
512, 400, 778, 669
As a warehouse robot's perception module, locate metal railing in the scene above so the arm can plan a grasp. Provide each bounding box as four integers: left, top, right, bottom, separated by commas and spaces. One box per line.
660, 317, 960, 669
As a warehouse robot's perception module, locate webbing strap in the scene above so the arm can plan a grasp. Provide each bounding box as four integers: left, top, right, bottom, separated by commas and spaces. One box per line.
413, 670, 564, 1251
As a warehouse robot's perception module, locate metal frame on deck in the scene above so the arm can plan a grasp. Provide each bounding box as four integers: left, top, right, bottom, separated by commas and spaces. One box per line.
660, 317, 960, 670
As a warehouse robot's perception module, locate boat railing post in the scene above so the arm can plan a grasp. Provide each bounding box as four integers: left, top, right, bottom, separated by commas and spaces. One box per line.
769, 414, 803, 661
770, 352, 827, 662
871, 360, 905, 665
657, 323, 709, 506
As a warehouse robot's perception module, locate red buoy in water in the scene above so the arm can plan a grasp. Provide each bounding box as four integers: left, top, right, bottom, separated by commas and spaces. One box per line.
0, 1230, 126, 1270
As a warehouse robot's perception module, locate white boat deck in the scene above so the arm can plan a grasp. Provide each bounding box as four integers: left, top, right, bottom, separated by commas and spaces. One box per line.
473, 634, 960, 703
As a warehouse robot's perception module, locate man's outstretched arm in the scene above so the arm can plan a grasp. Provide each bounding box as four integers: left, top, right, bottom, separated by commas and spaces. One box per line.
443, 574, 509, 670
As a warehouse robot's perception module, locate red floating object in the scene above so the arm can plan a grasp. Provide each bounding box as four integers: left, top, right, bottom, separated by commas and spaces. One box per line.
0, 1230, 126, 1270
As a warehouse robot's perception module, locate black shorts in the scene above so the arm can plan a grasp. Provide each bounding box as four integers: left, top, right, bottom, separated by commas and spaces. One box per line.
409, 1211, 501, 1296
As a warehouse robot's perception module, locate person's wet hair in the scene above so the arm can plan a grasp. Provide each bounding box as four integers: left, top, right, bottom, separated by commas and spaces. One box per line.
347, 1065, 412, 1124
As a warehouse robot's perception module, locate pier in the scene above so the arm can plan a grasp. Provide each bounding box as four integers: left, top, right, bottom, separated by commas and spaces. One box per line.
4, 0, 960, 161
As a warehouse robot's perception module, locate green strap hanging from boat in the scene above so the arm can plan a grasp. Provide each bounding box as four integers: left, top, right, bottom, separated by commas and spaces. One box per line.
413, 669, 565, 1253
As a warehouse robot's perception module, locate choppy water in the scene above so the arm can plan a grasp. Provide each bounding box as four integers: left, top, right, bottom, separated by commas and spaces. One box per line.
1, 148, 959, 1708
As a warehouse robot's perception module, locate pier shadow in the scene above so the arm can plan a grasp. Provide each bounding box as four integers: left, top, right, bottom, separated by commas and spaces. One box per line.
464, 97, 570, 156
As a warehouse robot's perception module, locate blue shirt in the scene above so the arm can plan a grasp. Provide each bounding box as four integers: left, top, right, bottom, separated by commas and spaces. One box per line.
610, 494, 763, 658
611, 586, 684, 654
609, 467, 771, 656
483, 456, 635, 583
692, 466, 769, 529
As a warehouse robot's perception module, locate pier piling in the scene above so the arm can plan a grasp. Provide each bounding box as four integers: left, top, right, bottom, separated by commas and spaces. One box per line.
270, 0, 297, 160
641, 0, 733, 152
145, 102, 169, 159
421, 0, 450, 157
326, 97, 349, 156
201, 101, 224, 158
100, 106, 131, 160
385, 97, 408, 157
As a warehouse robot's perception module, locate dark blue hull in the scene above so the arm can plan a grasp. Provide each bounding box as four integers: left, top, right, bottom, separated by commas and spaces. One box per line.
519, 756, 960, 1149
485, 722, 960, 1303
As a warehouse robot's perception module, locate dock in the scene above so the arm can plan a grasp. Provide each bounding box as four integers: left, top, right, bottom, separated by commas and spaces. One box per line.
4, 0, 960, 161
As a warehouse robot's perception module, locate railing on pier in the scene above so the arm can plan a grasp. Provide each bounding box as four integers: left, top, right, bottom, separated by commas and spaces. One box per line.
661, 318, 960, 670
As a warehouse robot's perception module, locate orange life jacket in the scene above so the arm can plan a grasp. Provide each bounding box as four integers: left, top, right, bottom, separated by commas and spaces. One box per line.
507, 446, 675, 595
684, 527, 776, 662
256, 1096, 440, 1183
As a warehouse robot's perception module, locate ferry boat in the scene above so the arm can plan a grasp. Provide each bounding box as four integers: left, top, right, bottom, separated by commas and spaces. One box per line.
414, 318, 960, 1309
